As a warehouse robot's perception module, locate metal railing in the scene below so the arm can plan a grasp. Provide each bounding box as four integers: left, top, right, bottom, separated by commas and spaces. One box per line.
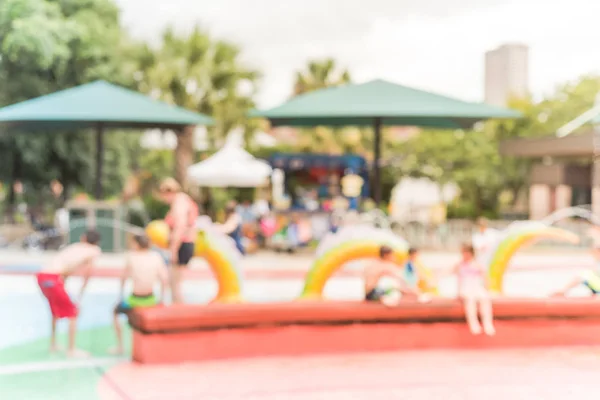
1, 216, 596, 252
390, 219, 593, 250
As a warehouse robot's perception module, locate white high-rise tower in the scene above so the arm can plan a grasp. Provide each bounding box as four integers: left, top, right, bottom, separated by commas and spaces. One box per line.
484, 44, 529, 106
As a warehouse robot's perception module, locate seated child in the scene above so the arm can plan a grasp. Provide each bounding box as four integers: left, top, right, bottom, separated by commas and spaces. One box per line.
37, 230, 102, 357
552, 246, 600, 296
403, 248, 421, 290
449, 243, 495, 336
405, 247, 438, 295
111, 234, 168, 355
364, 245, 430, 306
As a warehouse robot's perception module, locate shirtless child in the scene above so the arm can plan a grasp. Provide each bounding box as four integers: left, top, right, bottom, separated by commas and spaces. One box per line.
364, 245, 430, 306
37, 230, 101, 357
111, 234, 168, 355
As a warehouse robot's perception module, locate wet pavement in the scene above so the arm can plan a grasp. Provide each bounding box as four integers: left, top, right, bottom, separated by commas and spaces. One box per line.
99, 347, 600, 399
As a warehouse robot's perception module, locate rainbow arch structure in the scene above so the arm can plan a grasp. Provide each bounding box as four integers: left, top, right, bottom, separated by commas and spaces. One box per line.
485, 221, 579, 293
146, 217, 244, 302
301, 226, 415, 299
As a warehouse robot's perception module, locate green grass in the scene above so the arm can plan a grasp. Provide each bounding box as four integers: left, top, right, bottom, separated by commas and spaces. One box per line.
0, 325, 131, 365
0, 325, 133, 399
0, 368, 103, 400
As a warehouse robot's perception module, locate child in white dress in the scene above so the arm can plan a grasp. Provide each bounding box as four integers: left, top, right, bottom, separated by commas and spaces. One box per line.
451, 243, 495, 336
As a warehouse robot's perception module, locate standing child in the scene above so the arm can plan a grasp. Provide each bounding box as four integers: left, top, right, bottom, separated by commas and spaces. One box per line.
451, 243, 495, 336
37, 230, 102, 357
111, 234, 168, 355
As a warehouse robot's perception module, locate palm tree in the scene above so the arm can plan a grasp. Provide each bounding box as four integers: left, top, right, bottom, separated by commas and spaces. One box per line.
293, 58, 351, 154
292, 59, 352, 154
293, 59, 351, 96
133, 27, 260, 185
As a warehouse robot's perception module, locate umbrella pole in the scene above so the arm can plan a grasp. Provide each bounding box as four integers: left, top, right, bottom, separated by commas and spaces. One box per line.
373, 117, 382, 205
95, 123, 105, 199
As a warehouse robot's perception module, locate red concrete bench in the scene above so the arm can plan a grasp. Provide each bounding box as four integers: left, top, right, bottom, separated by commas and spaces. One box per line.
129, 298, 600, 364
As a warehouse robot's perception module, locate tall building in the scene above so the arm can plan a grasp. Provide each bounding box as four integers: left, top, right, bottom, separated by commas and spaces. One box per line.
484, 44, 529, 106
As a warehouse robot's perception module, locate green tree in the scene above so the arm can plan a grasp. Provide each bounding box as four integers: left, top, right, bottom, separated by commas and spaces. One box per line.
0, 0, 135, 215
397, 128, 503, 216
132, 27, 260, 184
398, 75, 600, 218
536, 75, 600, 133
0, 0, 129, 102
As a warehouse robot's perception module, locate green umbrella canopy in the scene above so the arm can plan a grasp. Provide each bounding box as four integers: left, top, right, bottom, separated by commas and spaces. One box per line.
252, 79, 520, 203
0, 80, 213, 129
0, 81, 213, 198
252, 79, 520, 128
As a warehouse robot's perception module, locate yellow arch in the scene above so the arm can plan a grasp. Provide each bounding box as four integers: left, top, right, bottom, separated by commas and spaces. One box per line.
146, 220, 243, 303
487, 225, 579, 293
301, 240, 409, 299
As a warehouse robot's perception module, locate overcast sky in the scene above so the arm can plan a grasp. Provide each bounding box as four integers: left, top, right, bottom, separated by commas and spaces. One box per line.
115, 0, 600, 108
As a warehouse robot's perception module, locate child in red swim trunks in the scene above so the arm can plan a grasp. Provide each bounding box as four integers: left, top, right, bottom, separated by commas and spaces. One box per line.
36, 230, 102, 357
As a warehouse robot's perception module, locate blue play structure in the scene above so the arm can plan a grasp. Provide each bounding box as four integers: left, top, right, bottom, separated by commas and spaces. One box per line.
268, 153, 370, 199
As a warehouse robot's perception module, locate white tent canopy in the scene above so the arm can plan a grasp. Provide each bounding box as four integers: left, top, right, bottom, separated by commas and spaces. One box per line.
187, 131, 272, 187
392, 178, 459, 206
389, 178, 459, 224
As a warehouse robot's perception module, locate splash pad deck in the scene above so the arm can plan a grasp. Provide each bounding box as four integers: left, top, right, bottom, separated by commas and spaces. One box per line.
130, 298, 600, 364
99, 347, 600, 399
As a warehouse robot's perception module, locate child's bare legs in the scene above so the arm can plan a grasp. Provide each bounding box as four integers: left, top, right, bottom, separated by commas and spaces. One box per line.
381, 282, 431, 306
479, 297, 495, 336
67, 317, 89, 358
170, 267, 183, 304
68, 317, 76, 351
551, 276, 583, 297
50, 318, 61, 352
463, 297, 482, 335
381, 291, 430, 306
381, 292, 401, 306
396, 280, 432, 303
110, 313, 125, 355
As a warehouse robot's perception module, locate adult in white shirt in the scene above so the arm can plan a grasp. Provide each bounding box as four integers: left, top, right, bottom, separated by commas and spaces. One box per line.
471, 217, 499, 267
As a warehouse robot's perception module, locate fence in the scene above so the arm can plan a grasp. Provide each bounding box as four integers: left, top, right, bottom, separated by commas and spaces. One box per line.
1, 217, 596, 252
391, 219, 593, 250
